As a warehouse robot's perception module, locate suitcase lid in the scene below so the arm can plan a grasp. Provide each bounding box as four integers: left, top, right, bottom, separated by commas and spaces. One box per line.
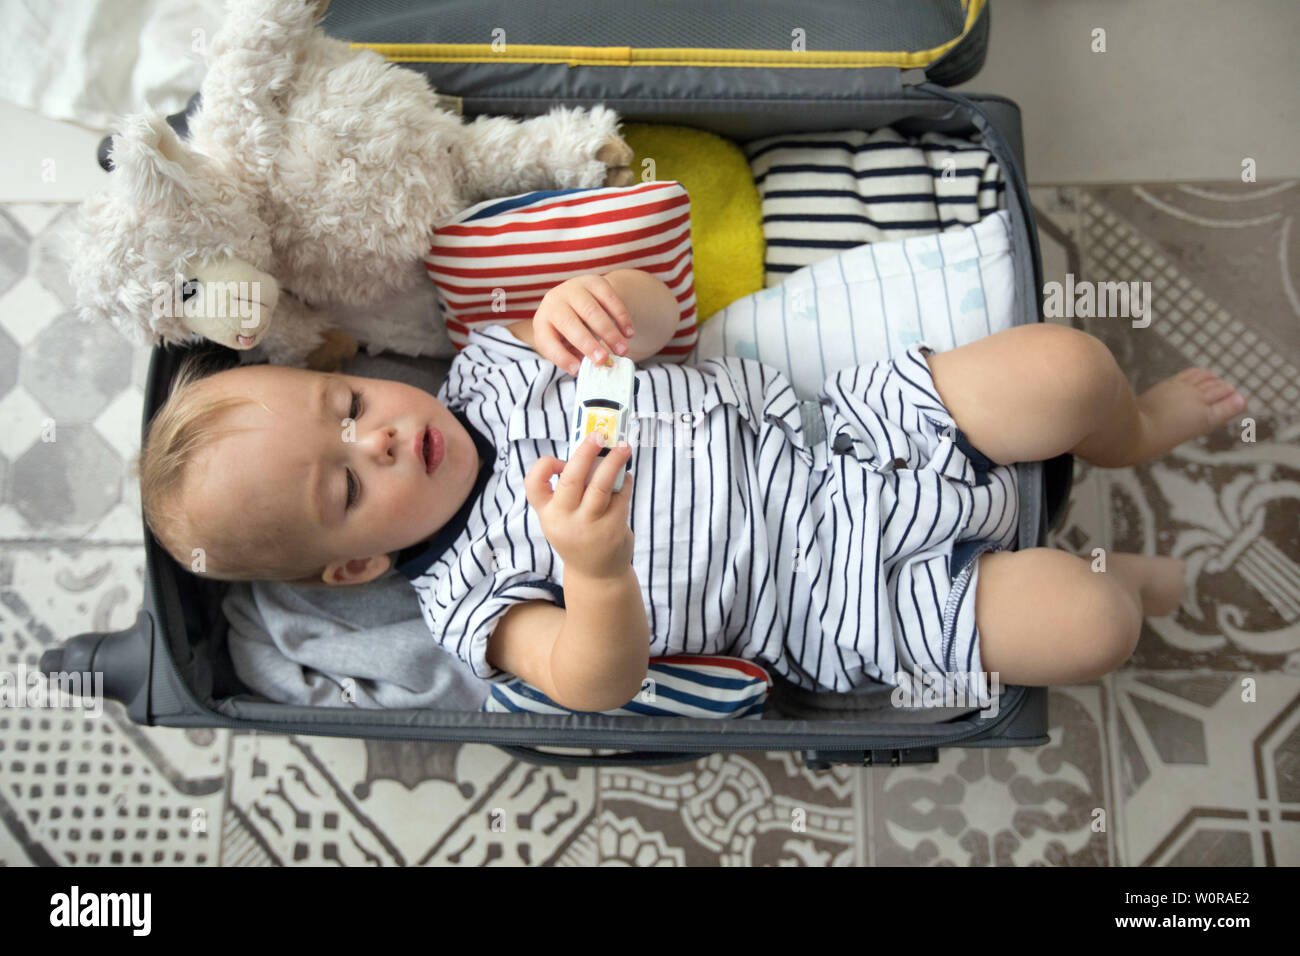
325, 0, 990, 88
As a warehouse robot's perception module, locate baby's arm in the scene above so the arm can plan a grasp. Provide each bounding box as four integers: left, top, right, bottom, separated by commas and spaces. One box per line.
508, 269, 681, 373
487, 434, 647, 711
488, 564, 649, 712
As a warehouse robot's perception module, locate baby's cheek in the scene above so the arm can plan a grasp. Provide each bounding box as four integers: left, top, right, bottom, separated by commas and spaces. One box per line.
392, 476, 441, 533
389, 481, 423, 520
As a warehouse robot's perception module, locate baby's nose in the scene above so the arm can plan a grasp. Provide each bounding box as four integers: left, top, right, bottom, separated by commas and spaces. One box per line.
364, 427, 397, 460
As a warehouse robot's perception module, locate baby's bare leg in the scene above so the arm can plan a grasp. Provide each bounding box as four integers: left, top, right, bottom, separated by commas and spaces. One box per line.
923, 324, 1246, 468
974, 549, 1185, 685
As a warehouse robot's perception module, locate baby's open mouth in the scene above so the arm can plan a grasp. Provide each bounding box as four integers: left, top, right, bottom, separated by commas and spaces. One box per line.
418, 425, 444, 474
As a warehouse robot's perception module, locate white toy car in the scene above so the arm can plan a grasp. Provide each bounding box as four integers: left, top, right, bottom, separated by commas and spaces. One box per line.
569, 353, 637, 492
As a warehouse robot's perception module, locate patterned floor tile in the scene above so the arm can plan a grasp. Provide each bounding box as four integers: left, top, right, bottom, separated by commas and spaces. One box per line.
2, 204, 67, 240
22, 205, 80, 311
1110, 436, 1299, 670
1065, 186, 1299, 673
20, 307, 134, 423
1085, 182, 1299, 381
1108, 671, 1300, 866
1075, 186, 1299, 418
1, 542, 141, 638
0, 203, 147, 543
223, 736, 596, 865
0, 544, 225, 866
867, 685, 1111, 866
598, 751, 858, 865
93, 387, 147, 466
0, 274, 61, 349
0, 385, 51, 461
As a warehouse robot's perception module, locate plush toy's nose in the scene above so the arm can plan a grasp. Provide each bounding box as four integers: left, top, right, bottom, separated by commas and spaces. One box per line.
251, 279, 280, 316
230, 278, 279, 336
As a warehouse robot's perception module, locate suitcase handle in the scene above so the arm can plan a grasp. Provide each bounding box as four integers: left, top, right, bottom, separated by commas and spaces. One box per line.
38, 611, 153, 722
496, 745, 713, 768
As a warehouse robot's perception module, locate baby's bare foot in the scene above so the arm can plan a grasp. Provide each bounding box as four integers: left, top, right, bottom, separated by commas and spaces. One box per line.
1105, 553, 1186, 617
1134, 368, 1247, 462
1135, 555, 1186, 617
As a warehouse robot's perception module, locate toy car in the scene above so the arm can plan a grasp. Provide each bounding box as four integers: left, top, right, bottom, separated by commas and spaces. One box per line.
569, 352, 637, 492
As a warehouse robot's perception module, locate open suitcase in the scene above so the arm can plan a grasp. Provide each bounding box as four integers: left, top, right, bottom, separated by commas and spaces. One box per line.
44, 0, 1073, 770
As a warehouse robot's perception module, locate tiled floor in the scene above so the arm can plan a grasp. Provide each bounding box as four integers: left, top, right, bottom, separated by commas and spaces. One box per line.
2, 180, 1296, 866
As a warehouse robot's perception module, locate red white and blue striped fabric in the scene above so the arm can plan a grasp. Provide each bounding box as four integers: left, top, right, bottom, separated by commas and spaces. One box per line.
425, 181, 698, 361
482, 655, 771, 718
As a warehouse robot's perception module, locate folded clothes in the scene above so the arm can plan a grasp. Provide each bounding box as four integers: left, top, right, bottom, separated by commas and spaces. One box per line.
693, 211, 1016, 402
745, 127, 1006, 287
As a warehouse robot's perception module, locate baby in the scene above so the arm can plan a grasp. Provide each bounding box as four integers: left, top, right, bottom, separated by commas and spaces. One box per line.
137, 268, 1247, 712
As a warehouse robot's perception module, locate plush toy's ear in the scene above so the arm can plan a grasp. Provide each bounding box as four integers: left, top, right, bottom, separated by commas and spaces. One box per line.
62, 111, 209, 346
107, 112, 198, 219
152, 117, 194, 169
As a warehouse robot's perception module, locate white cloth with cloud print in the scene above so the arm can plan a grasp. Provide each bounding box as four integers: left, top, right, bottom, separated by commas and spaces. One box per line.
691, 210, 1016, 410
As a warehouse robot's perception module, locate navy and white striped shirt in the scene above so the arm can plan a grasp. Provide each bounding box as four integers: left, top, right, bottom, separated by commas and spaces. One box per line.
397, 323, 1017, 697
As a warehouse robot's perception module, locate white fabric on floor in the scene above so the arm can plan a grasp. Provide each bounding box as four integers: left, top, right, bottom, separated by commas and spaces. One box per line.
0, 0, 223, 130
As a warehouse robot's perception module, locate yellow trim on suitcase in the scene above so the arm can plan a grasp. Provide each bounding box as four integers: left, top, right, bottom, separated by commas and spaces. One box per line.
354, 0, 983, 70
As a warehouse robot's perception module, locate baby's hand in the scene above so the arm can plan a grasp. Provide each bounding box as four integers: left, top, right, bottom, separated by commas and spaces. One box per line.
532, 274, 636, 377
523, 431, 634, 579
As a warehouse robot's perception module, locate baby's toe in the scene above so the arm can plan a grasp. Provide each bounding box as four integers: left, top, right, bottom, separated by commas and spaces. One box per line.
1196, 375, 1236, 403
1186, 370, 1247, 421
1175, 367, 1214, 386
1207, 389, 1248, 424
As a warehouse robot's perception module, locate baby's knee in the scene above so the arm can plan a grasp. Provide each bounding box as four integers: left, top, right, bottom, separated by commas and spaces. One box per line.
973, 548, 1142, 685
1081, 568, 1143, 676
1031, 325, 1122, 411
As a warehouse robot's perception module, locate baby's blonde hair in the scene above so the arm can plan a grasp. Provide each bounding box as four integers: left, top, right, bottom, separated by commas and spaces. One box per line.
134, 351, 327, 584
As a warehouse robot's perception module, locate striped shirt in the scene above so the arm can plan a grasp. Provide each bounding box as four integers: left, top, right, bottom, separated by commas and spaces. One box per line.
397, 323, 1018, 697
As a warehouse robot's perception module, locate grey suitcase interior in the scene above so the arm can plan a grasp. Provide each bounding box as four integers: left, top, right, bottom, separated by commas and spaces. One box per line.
44, 0, 1072, 769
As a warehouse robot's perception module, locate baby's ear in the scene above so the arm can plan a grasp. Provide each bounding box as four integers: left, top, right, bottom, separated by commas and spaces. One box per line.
321, 555, 392, 586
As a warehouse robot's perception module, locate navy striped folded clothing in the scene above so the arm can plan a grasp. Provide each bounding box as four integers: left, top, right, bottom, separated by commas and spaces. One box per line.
745, 127, 1006, 286
483, 655, 771, 718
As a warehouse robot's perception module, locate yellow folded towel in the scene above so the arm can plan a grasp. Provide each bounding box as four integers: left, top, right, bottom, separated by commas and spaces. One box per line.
620, 123, 765, 322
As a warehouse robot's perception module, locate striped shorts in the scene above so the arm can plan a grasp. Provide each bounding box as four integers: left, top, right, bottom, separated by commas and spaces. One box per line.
780, 343, 1019, 700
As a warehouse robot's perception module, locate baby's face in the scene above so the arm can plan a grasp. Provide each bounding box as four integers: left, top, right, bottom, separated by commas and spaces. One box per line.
185, 364, 481, 583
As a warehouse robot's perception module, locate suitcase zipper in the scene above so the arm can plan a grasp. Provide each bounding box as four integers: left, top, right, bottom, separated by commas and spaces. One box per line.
206, 682, 1028, 755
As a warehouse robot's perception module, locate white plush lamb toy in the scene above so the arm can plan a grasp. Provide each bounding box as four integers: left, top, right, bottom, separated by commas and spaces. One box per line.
68, 0, 635, 367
